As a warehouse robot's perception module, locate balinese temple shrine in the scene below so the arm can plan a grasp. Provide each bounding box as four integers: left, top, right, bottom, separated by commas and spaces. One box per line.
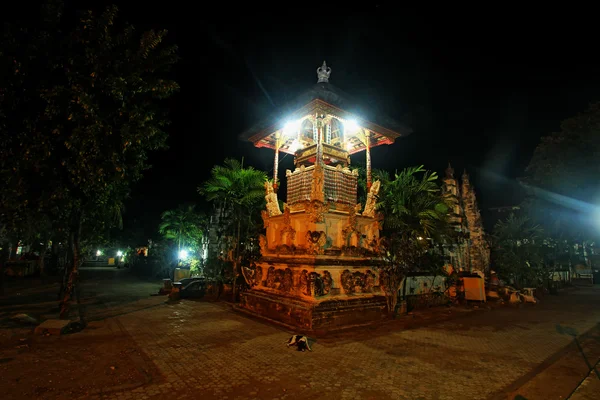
238, 62, 412, 332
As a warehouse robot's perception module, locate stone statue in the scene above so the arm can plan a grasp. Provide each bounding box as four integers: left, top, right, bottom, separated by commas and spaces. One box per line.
259, 234, 268, 256
362, 180, 381, 217
310, 164, 325, 202
317, 61, 331, 83
265, 181, 281, 217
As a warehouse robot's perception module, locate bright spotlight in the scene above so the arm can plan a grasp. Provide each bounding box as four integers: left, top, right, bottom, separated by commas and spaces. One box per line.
178, 249, 189, 260
116, 250, 123, 257
344, 119, 360, 134
96, 249, 102, 257
283, 120, 300, 136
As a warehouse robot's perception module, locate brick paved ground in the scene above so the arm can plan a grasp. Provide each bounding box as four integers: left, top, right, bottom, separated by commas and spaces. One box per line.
82, 285, 600, 400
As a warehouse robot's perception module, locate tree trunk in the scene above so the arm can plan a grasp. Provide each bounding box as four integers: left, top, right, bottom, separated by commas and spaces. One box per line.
0, 242, 8, 296
60, 213, 83, 320
39, 243, 48, 277
232, 217, 242, 303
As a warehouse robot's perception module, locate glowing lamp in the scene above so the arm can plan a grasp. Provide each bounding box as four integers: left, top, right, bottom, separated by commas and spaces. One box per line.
283, 120, 300, 136
116, 250, 123, 257
344, 119, 360, 135
178, 249, 189, 260
96, 249, 102, 256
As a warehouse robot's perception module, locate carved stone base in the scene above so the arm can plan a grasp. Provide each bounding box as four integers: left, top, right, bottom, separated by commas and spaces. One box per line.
239, 257, 388, 332
239, 290, 388, 333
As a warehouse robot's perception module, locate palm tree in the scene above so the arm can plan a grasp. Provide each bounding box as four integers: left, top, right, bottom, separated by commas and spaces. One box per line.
199, 158, 267, 302
159, 204, 203, 253
375, 165, 450, 315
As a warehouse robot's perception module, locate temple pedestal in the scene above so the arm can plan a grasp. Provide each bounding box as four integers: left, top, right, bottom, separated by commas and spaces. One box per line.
240, 290, 387, 333
240, 255, 388, 333
240, 165, 387, 332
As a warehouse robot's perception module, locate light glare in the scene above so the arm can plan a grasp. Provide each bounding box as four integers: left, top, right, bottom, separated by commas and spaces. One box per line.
288, 139, 302, 153
344, 119, 360, 134
283, 120, 300, 136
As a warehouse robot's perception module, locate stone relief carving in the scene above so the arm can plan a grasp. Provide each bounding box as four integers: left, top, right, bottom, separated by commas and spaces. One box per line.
265, 181, 282, 217
241, 265, 263, 287
342, 207, 360, 247
362, 180, 381, 218
263, 267, 294, 292
306, 200, 328, 223
280, 207, 296, 245
306, 230, 327, 255
340, 245, 373, 257
341, 269, 376, 294
300, 269, 333, 297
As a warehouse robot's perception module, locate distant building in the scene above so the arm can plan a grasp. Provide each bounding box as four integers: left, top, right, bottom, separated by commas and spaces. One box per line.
441, 163, 491, 273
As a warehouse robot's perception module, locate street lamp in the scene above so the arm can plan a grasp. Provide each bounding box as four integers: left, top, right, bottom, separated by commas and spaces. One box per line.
178, 249, 189, 260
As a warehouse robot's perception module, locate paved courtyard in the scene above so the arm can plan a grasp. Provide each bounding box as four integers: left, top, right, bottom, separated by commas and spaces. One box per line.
1, 275, 599, 399
99, 286, 600, 399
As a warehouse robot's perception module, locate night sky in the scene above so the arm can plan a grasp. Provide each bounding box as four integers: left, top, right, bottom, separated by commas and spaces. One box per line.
6, 3, 600, 240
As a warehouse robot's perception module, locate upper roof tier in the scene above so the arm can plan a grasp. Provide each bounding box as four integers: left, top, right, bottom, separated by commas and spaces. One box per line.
238, 62, 412, 155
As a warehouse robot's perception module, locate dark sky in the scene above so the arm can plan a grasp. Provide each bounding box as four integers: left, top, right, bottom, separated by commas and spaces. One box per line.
6, 3, 600, 238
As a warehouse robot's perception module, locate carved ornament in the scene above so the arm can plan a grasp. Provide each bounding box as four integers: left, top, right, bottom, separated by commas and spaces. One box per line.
261, 210, 270, 228
264, 267, 294, 292
341, 269, 376, 294
265, 180, 282, 217
280, 207, 296, 245
306, 230, 327, 255
300, 269, 333, 297
317, 61, 331, 83
241, 265, 263, 287
258, 234, 268, 256
362, 180, 381, 218
306, 200, 328, 223
311, 163, 325, 203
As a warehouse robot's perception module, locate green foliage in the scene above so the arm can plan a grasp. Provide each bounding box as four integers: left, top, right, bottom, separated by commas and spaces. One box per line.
374, 165, 451, 314
1, 2, 178, 315
201, 158, 267, 212
199, 158, 267, 256
0, 1, 179, 249
159, 204, 204, 252
491, 213, 551, 288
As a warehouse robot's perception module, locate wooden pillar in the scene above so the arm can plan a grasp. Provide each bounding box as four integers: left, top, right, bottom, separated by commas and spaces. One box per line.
273, 132, 281, 190
365, 130, 372, 192
316, 114, 324, 166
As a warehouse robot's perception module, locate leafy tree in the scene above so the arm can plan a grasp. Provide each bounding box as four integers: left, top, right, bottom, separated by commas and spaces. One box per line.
199, 158, 266, 302
521, 102, 600, 245
491, 213, 549, 288
159, 204, 204, 253
0, 2, 179, 318
375, 165, 450, 315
